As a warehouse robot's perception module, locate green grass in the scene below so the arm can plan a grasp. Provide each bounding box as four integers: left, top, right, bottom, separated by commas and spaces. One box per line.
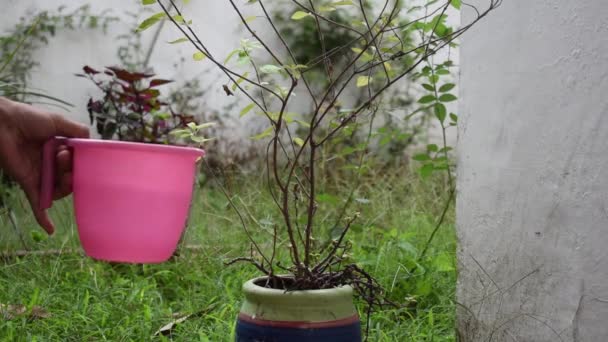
0, 169, 456, 341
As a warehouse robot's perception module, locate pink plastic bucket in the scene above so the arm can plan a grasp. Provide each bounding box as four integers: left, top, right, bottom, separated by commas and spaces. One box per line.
40, 137, 205, 263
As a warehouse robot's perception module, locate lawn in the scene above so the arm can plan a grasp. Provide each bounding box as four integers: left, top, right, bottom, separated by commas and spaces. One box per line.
0, 168, 456, 341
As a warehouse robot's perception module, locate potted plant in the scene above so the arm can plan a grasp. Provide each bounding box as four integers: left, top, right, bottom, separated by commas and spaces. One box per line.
140, 0, 500, 340
76, 65, 208, 145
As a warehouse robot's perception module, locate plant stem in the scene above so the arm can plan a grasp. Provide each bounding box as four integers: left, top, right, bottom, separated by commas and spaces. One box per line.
418, 186, 455, 261
0, 16, 42, 75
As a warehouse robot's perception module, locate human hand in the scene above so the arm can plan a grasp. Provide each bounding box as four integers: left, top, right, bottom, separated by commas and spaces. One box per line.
0, 97, 89, 235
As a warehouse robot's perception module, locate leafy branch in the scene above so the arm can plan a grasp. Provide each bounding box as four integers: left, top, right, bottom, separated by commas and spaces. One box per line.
141, 0, 500, 314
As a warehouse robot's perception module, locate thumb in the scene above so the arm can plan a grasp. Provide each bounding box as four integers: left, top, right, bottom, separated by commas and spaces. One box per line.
51, 113, 89, 139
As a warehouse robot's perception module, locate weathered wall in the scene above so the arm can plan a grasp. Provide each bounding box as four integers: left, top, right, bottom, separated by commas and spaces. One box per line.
457, 1, 608, 341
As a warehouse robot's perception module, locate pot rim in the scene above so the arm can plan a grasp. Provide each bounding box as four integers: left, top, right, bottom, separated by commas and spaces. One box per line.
65, 137, 205, 158
239, 275, 359, 323
243, 275, 354, 301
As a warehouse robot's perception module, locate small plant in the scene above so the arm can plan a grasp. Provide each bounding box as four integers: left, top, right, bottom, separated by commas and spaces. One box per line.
170, 121, 216, 148
77, 65, 210, 145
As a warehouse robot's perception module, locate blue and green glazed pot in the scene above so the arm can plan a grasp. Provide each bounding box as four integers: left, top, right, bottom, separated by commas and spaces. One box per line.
235, 277, 362, 342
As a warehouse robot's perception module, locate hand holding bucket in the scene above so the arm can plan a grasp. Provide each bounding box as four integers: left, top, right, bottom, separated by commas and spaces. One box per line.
40, 137, 205, 263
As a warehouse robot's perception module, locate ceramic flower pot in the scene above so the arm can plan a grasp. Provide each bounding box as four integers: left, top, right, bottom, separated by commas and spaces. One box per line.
40, 136, 205, 263
235, 276, 362, 342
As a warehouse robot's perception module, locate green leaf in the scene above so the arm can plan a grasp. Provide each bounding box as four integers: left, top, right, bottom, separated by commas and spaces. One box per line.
285, 64, 307, 79
412, 21, 427, 31
434, 102, 447, 123
260, 64, 283, 74
426, 14, 448, 33
418, 95, 436, 104
379, 135, 392, 146
170, 129, 189, 136
293, 137, 305, 147
351, 48, 374, 62
434, 253, 455, 272
193, 52, 207, 61
168, 37, 188, 44
240, 103, 255, 117
356, 76, 371, 87
439, 83, 455, 92
251, 126, 273, 140
427, 144, 438, 152
286, 64, 308, 70
154, 112, 171, 120
291, 11, 311, 20
333, 0, 354, 5
244, 16, 257, 23
136, 12, 166, 32
30, 230, 47, 243
439, 94, 457, 102
450, 113, 458, 122
422, 83, 434, 91
415, 278, 432, 296
172, 15, 186, 24
398, 241, 418, 257
419, 163, 434, 178
232, 72, 249, 91
224, 49, 240, 64
142, 0, 155, 5
236, 55, 251, 66
190, 136, 214, 143
339, 146, 359, 156
295, 119, 310, 127
451, 0, 461, 10
195, 122, 216, 129
413, 153, 430, 161
318, 5, 336, 12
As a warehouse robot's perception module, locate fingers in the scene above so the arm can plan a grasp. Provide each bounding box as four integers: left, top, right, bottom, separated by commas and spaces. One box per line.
53, 147, 73, 200
53, 172, 73, 200
56, 145, 71, 173
21, 179, 55, 235
51, 113, 90, 139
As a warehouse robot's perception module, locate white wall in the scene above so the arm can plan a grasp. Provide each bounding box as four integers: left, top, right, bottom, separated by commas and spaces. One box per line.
457, 0, 608, 341
1, 0, 458, 153
1, 0, 260, 143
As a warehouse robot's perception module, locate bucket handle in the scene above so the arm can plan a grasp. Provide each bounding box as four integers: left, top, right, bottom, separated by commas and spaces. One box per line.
40, 136, 68, 210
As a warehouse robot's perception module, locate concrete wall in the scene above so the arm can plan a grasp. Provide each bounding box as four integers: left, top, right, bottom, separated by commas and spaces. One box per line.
457, 1, 608, 341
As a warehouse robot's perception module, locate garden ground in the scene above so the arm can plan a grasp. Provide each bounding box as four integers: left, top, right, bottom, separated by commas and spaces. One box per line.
0, 168, 455, 341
